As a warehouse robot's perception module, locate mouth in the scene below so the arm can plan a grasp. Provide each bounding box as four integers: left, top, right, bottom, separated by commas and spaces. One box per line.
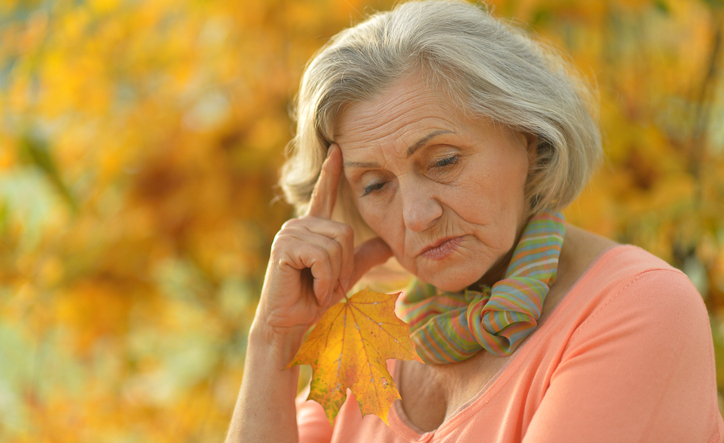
419, 236, 465, 261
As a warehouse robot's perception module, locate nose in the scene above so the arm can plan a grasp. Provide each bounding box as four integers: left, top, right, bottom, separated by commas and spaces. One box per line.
399, 179, 443, 232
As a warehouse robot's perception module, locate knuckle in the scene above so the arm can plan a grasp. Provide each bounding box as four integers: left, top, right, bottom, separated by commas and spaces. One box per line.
268, 246, 287, 268
281, 218, 301, 230
274, 253, 292, 268
339, 224, 354, 243
269, 236, 290, 258
329, 238, 343, 258
310, 243, 329, 260
271, 232, 288, 248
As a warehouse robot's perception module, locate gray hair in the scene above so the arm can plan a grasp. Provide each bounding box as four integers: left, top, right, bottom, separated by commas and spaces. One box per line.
280, 0, 601, 224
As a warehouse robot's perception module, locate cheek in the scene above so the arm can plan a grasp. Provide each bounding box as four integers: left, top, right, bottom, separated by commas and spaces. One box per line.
356, 199, 406, 249
480, 157, 528, 206
358, 202, 391, 235
448, 162, 528, 233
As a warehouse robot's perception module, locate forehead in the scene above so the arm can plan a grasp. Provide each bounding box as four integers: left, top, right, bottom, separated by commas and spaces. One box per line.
333, 75, 465, 157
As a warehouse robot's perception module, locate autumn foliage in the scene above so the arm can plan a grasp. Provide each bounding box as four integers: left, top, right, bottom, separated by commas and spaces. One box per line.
289, 288, 421, 425
1, 0, 724, 441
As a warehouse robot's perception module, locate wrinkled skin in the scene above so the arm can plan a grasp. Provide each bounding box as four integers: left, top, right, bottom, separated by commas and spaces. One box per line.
335, 74, 538, 293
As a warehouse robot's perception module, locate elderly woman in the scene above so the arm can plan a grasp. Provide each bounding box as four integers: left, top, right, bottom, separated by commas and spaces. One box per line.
226, 1, 723, 442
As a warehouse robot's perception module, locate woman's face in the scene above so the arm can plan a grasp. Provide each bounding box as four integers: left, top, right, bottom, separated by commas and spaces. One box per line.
334, 75, 537, 292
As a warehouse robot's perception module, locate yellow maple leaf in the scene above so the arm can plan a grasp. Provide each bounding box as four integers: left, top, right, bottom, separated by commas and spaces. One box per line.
288, 287, 422, 425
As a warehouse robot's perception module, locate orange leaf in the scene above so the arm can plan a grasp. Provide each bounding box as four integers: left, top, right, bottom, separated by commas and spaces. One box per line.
288, 287, 422, 425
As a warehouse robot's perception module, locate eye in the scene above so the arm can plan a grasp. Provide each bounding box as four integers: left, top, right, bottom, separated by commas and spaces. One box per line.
432, 155, 459, 168
362, 181, 386, 197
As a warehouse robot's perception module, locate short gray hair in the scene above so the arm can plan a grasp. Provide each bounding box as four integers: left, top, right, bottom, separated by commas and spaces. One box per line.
280, 0, 601, 222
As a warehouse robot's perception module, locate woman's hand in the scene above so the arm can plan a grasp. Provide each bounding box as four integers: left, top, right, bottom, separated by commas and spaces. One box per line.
252, 144, 393, 360
226, 145, 391, 443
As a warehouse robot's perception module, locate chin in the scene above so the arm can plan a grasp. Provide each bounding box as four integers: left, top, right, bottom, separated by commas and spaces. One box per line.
415, 267, 482, 293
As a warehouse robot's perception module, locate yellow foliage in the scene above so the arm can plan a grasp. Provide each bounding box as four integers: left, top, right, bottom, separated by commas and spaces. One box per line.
289, 288, 422, 424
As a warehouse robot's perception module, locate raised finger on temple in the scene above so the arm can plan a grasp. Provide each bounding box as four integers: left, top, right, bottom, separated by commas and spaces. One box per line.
307, 144, 342, 219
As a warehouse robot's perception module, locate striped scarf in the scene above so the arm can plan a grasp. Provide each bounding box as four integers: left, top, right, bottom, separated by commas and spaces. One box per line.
398, 211, 566, 364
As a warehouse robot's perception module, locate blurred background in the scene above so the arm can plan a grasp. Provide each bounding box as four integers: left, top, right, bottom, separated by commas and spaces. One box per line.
1, 0, 723, 441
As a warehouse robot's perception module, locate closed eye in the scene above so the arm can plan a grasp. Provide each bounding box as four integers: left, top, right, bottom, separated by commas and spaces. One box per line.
362, 181, 386, 197
432, 155, 459, 168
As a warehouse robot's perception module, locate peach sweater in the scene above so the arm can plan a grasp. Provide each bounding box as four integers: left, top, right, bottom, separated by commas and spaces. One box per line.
296, 245, 724, 442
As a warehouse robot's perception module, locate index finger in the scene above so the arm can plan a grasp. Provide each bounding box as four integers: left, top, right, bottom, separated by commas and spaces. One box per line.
306, 144, 342, 219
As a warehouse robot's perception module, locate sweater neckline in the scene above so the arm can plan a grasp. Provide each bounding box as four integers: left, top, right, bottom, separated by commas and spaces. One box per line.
389, 243, 627, 439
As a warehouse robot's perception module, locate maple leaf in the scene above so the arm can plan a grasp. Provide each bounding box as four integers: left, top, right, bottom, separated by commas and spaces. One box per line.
288, 287, 422, 425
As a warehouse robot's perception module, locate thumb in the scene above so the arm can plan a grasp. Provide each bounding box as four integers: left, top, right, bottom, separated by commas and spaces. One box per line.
347, 237, 393, 290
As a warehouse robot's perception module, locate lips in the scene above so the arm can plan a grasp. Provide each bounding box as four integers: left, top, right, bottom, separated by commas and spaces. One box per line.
419, 236, 465, 260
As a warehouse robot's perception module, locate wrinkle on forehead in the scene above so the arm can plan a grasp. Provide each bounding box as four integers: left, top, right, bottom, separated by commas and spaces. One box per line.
333, 74, 463, 161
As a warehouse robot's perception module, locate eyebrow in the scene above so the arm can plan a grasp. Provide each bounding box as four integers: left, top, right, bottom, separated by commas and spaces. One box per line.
342, 130, 454, 169
406, 130, 453, 157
